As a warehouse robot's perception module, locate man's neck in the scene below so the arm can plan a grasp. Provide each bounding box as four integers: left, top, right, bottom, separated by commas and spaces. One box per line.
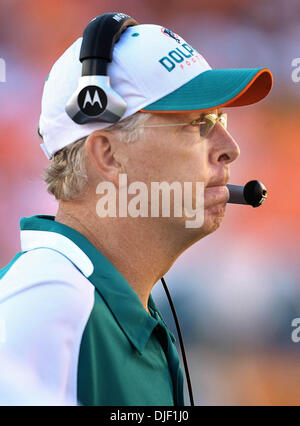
55, 203, 186, 314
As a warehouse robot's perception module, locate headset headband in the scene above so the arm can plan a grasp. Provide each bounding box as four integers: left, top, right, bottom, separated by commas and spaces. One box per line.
80, 13, 138, 76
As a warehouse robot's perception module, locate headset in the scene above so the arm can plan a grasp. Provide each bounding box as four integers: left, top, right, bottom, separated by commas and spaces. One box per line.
65, 12, 268, 407
65, 12, 138, 125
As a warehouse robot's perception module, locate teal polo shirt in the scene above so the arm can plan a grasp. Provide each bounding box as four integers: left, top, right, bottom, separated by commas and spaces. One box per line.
0, 215, 185, 406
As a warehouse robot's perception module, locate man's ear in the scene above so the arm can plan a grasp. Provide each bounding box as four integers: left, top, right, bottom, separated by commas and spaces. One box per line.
85, 130, 121, 186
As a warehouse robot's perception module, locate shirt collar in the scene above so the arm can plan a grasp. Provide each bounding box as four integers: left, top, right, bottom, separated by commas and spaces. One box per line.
20, 215, 175, 354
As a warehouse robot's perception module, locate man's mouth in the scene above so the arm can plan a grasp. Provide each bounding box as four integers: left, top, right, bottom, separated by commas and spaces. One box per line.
205, 185, 230, 207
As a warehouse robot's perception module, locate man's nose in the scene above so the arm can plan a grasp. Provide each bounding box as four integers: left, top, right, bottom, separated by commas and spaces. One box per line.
209, 122, 240, 165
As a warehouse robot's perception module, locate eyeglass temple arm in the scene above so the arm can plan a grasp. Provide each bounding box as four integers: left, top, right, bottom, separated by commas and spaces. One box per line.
136, 122, 206, 128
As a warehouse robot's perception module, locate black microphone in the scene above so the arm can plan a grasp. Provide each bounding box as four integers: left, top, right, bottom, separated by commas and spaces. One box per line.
227, 180, 267, 207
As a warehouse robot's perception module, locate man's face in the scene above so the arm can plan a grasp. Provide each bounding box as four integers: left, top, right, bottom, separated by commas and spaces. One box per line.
115, 109, 240, 240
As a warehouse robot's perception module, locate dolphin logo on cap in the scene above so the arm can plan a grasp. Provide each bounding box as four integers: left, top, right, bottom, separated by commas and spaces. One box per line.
162, 28, 181, 44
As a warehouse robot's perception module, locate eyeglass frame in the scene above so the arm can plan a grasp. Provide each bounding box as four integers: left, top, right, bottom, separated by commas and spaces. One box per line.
136, 111, 227, 138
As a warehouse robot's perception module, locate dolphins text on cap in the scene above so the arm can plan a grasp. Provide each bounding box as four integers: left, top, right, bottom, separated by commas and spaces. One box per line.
159, 43, 202, 72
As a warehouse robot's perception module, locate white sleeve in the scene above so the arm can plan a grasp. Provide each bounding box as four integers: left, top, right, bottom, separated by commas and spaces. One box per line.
0, 276, 94, 406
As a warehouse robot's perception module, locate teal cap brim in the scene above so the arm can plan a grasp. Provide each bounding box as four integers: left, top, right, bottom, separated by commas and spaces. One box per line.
140, 68, 273, 113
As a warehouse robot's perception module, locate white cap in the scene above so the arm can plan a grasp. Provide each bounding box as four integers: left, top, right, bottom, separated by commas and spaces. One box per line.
38, 23, 273, 159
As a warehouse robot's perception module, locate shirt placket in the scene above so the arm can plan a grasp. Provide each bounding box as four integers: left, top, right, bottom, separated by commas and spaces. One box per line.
152, 315, 184, 406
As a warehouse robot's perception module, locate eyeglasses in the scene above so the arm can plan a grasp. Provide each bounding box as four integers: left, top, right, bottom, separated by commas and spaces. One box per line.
138, 112, 227, 138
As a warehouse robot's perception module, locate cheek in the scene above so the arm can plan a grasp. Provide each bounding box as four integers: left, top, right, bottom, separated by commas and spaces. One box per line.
124, 141, 171, 183
125, 134, 209, 185
178, 142, 209, 184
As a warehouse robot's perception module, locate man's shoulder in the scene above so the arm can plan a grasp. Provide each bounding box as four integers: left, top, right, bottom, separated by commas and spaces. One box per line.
0, 247, 94, 303
0, 247, 96, 405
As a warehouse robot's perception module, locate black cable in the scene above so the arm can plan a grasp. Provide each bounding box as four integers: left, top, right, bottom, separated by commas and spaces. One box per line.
160, 276, 195, 406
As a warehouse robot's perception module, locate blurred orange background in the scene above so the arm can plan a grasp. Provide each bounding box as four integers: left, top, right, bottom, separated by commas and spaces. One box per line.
1, 0, 300, 405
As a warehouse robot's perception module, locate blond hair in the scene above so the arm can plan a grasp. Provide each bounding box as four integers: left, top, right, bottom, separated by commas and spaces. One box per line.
43, 112, 151, 201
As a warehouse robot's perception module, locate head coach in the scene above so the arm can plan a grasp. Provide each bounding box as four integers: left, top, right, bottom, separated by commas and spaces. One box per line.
0, 13, 273, 406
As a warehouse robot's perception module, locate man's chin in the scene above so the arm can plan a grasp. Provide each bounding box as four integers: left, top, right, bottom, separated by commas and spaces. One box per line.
167, 202, 226, 239
178, 204, 226, 244
202, 203, 227, 235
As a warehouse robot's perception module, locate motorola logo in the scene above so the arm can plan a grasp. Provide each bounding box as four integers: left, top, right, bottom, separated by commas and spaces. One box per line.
78, 86, 107, 116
